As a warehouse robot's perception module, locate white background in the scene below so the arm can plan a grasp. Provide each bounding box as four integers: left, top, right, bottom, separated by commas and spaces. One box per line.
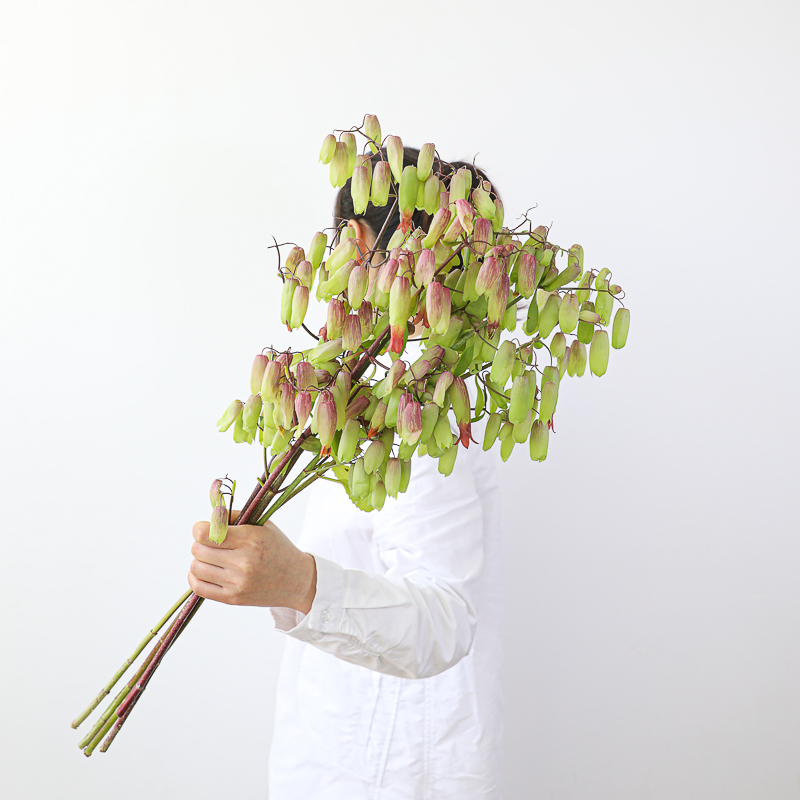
2, 1, 799, 797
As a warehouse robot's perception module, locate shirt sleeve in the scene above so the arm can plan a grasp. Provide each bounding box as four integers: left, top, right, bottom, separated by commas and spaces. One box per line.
271, 448, 486, 679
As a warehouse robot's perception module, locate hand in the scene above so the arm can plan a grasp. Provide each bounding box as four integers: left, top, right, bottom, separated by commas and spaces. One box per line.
188, 512, 317, 613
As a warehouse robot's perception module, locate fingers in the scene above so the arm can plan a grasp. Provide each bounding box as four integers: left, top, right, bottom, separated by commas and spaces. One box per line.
189, 557, 227, 586
191, 540, 233, 568
187, 570, 228, 603
192, 518, 259, 547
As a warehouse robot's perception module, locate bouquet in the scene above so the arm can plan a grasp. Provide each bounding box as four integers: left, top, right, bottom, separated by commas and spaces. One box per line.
72, 114, 631, 756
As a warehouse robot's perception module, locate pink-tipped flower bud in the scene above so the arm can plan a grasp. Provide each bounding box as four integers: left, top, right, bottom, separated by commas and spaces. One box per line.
319, 133, 336, 164
399, 165, 419, 232
316, 390, 337, 456
330, 141, 349, 188
364, 439, 386, 473
308, 231, 327, 271
384, 458, 402, 498
327, 298, 346, 340
432, 370, 454, 407
426, 282, 451, 336
242, 394, 263, 434
487, 272, 510, 336
209, 505, 229, 545
371, 161, 391, 207
376, 257, 400, 296
448, 377, 473, 447
364, 114, 382, 153
389, 276, 411, 353
345, 394, 370, 420
368, 399, 388, 437
402, 397, 423, 445
358, 301, 374, 338
516, 252, 538, 298
471, 186, 496, 220
250, 354, 268, 396
492, 197, 505, 232
343, 314, 362, 352
280, 278, 298, 327
295, 360, 317, 391
414, 248, 436, 286
424, 345, 445, 371
209, 479, 225, 508
285, 246, 305, 276
295, 260, 313, 289
327, 237, 357, 274
348, 263, 369, 309
290, 285, 309, 330
217, 399, 244, 432
442, 214, 465, 243
422, 175, 441, 215
260, 359, 282, 403
275, 382, 296, 429
472, 217, 494, 256
455, 199, 475, 236
386, 135, 404, 183
340, 132, 356, 174
421, 207, 452, 250
351, 164, 371, 216
396, 393, 411, 441
448, 167, 471, 203
475, 256, 502, 296
417, 143, 435, 181
295, 390, 313, 431
335, 369, 352, 398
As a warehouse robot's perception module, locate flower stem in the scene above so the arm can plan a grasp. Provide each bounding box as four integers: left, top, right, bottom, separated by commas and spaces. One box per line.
71, 588, 192, 729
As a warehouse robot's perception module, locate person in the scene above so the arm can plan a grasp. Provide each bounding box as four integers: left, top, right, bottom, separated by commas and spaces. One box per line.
188, 148, 504, 799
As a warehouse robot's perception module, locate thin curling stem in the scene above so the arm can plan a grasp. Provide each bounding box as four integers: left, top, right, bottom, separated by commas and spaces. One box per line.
71, 588, 192, 729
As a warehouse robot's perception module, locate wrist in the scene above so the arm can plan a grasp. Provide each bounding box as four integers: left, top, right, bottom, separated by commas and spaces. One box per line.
294, 552, 317, 615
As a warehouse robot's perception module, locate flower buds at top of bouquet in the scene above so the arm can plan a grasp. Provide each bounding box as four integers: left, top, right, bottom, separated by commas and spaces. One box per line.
295, 360, 318, 391
308, 337, 344, 366
558, 293, 579, 334
386, 135, 404, 183
421, 207, 451, 250
290, 285, 309, 330
490, 340, 516, 388
308, 231, 328, 271
516, 252, 538, 298
422, 176, 441, 216
295, 390, 313, 431
330, 141, 349, 188
262, 359, 284, 402
340, 132, 356, 173
455, 199, 475, 236
389, 276, 412, 353
486, 272, 510, 336
285, 246, 305, 276
250, 354, 268, 396
612, 308, 630, 349
371, 161, 391, 207
492, 197, 504, 232
274, 382, 296, 429
448, 376, 472, 447
432, 370, 454, 407
414, 248, 436, 287
242, 394, 263, 435
475, 256, 502, 297
343, 314, 362, 352
471, 186, 495, 220
376, 257, 399, 296
472, 217, 494, 257
577, 301, 597, 343
210, 479, 225, 508
590, 330, 609, 376
217, 399, 244, 432
319, 133, 336, 164
317, 390, 337, 456
448, 167, 471, 204
209, 504, 229, 545
576, 270, 592, 304
542, 262, 581, 293
351, 165, 371, 216
426, 282, 451, 335
358, 301, 374, 338
420, 402, 439, 444
550, 332, 566, 359
295, 260, 313, 289
280, 278, 298, 328
364, 114, 382, 153
348, 263, 369, 309
416, 143, 435, 181
327, 237, 357, 274
326, 298, 346, 340
538, 294, 560, 339
345, 394, 370, 420
399, 165, 419, 232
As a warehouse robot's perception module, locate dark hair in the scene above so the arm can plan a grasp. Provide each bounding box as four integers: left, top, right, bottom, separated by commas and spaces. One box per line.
334, 146, 499, 251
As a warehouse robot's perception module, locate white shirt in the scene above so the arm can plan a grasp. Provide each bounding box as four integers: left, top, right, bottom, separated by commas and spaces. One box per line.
268, 440, 503, 799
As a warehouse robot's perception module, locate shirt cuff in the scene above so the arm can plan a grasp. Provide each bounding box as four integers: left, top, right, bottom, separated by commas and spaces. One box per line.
270, 554, 347, 638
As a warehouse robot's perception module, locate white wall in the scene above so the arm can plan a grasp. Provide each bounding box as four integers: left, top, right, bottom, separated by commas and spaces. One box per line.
2, 1, 798, 797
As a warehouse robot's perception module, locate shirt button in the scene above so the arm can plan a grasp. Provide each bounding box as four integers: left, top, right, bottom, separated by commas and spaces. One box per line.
320, 608, 333, 624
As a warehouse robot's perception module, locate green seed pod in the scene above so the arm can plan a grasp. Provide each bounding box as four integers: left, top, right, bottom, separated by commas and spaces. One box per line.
340, 131, 356, 175
500, 423, 516, 461
567, 342, 579, 377
351, 165, 371, 216
384, 457, 402, 498
513, 409, 533, 444
280, 278, 298, 327
290, 285, 309, 330
483, 412, 502, 450
349, 457, 370, 498
568, 244, 584, 272
490, 340, 516, 388
371, 479, 387, 511
342, 314, 362, 352
371, 161, 391, 207
420, 402, 439, 443
433, 412, 454, 450
397, 440, 417, 460
233, 410, 254, 444
327, 237, 357, 274
612, 308, 630, 349
529, 420, 548, 461
577, 301, 596, 344
385, 387, 404, 428
250, 354, 268, 397
421, 207, 451, 250
523, 295, 539, 336
217, 399, 244, 432
364, 114, 382, 153
364, 439, 386, 474
432, 370, 454, 407
471, 186, 495, 220
576, 270, 592, 304
595, 279, 613, 324
417, 143, 435, 181
399, 458, 412, 493
326, 298, 346, 339
427, 282, 452, 335
209, 505, 229, 545
448, 167, 471, 203
322, 258, 357, 299
542, 262, 581, 293
537, 294, 560, 339
329, 141, 349, 188
538, 381, 558, 424
492, 197, 504, 232
386, 135, 404, 183
399, 166, 420, 230
550, 332, 566, 359
308, 337, 344, 366
348, 263, 369, 310
338, 418, 362, 463
422, 175, 440, 216
590, 330, 609, 376
319, 133, 336, 164
438, 443, 458, 476
242, 394, 263, 435
508, 373, 531, 424
558, 292, 579, 334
